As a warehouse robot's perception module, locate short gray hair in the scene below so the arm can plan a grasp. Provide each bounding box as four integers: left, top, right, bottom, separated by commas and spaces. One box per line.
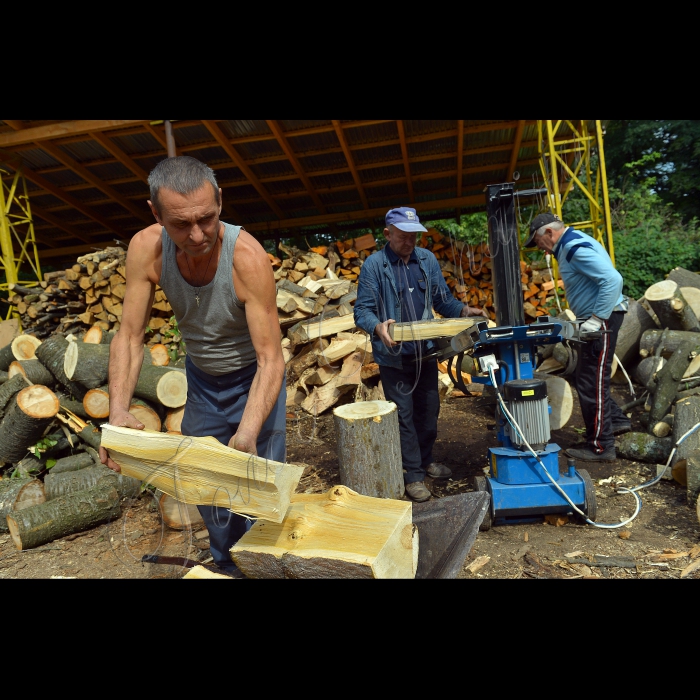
536, 219, 565, 237
148, 156, 220, 213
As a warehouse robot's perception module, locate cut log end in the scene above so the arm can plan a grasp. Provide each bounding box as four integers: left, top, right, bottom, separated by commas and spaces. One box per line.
17, 384, 59, 418
333, 400, 396, 420
129, 403, 161, 431
645, 279, 678, 302
83, 325, 103, 344
155, 371, 188, 408
150, 344, 170, 366
11, 334, 42, 361
83, 387, 110, 419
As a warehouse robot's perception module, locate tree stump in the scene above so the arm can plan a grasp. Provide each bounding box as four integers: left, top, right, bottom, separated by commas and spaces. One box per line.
8, 359, 54, 386
134, 365, 187, 408
617, 432, 673, 463
645, 280, 700, 332
615, 298, 657, 368
49, 452, 96, 474
6, 481, 121, 550
64, 341, 110, 389
0, 385, 59, 463
333, 400, 404, 499
34, 335, 86, 400
0, 478, 46, 532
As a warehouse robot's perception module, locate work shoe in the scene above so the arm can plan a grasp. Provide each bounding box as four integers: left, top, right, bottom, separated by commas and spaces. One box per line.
566, 446, 617, 462
426, 462, 452, 479
612, 421, 632, 436
405, 481, 432, 502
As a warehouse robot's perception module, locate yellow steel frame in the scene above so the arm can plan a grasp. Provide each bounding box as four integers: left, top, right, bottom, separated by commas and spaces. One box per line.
0, 164, 42, 320
537, 120, 615, 265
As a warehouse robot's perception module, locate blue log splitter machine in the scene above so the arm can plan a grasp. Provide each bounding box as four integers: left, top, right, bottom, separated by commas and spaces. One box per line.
435, 183, 598, 530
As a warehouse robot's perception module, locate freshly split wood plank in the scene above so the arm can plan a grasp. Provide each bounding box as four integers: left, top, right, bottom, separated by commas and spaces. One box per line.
389, 318, 483, 341
182, 565, 232, 579
288, 313, 356, 345
230, 485, 418, 579
100, 425, 304, 523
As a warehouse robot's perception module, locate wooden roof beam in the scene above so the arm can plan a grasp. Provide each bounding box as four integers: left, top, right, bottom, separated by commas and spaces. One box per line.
396, 121, 414, 204
265, 120, 326, 214
39, 141, 152, 226
507, 120, 526, 182
28, 204, 91, 248
332, 119, 369, 210
202, 120, 284, 219
89, 132, 150, 183
0, 120, 150, 148
36, 241, 116, 260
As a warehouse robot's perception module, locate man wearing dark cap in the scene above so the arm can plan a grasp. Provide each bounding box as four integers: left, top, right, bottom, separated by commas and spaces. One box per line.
354, 207, 488, 502
524, 213, 630, 461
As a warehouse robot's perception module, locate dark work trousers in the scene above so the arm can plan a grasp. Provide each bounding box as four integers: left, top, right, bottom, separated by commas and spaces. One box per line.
379, 361, 440, 484
574, 311, 628, 453
180, 357, 287, 571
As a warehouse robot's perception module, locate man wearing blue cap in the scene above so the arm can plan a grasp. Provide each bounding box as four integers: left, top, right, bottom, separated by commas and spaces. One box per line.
354, 207, 488, 502
524, 213, 630, 461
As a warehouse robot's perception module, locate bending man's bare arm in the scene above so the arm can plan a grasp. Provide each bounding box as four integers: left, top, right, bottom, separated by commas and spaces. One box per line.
230, 231, 285, 455
100, 226, 160, 470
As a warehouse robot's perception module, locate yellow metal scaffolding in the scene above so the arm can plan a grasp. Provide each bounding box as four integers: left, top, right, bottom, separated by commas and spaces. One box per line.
537, 120, 615, 265
0, 162, 42, 319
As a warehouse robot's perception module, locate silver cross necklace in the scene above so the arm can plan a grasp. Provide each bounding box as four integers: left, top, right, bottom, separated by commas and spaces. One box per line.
184, 238, 218, 306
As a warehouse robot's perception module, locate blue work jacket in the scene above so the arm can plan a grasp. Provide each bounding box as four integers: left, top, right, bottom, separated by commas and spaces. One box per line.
354, 245, 465, 369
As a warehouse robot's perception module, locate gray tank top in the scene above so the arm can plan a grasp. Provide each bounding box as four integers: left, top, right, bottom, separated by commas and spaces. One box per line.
159, 223, 256, 376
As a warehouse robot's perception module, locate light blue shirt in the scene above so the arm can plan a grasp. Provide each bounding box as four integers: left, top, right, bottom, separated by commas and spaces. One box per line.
553, 227, 625, 320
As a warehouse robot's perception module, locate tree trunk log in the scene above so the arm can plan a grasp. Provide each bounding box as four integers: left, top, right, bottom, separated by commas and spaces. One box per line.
230, 485, 417, 579
685, 449, 700, 508
63, 341, 110, 389
11, 335, 42, 362
164, 406, 185, 433
56, 392, 89, 419
667, 267, 700, 291
0, 374, 28, 420
649, 338, 700, 425
652, 414, 674, 438
6, 481, 121, 550
0, 370, 7, 384
672, 396, 700, 470
134, 365, 187, 408
49, 452, 96, 474
645, 280, 700, 332
681, 287, 700, 321
639, 329, 700, 358
158, 491, 205, 530
0, 344, 15, 372
614, 298, 657, 367
129, 398, 162, 432
35, 335, 86, 400
44, 465, 140, 501
617, 432, 673, 463
78, 424, 102, 450
534, 372, 573, 430
333, 400, 404, 499
8, 359, 54, 386
634, 356, 666, 388
83, 386, 110, 419
0, 478, 46, 532
0, 385, 59, 463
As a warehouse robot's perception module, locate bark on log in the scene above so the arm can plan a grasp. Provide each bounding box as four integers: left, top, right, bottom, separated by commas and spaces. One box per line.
333, 400, 404, 499
681, 287, 700, 320
0, 370, 7, 384
0, 344, 14, 372
230, 485, 417, 579
63, 342, 110, 389
44, 465, 140, 501
685, 449, 700, 507
34, 335, 87, 400
645, 280, 700, 332
83, 386, 110, 419
11, 335, 42, 362
0, 374, 28, 419
615, 298, 657, 367
0, 478, 46, 532
49, 452, 96, 474
134, 365, 187, 408
100, 425, 304, 523
617, 432, 673, 463
639, 329, 700, 358
78, 425, 102, 450
6, 481, 121, 550
56, 393, 89, 419
634, 356, 666, 388
667, 267, 700, 291
649, 338, 700, 425
673, 396, 700, 469
8, 360, 54, 386
0, 385, 59, 463
158, 491, 205, 530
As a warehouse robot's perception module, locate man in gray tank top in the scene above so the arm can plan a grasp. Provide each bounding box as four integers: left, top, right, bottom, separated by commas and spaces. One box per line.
99, 156, 286, 575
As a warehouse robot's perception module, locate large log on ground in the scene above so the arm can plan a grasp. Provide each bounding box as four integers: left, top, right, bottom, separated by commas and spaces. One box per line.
6, 481, 121, 550
667, 267, 700, 291
100, 425, 304, 523
0, 478, 46, 532
34, 335, 86, 400
49, 452, 96, 474
686, 450, 700, 507
639, 329, 700, 359
230, 485, 418, 579
672, 396, 700, 474
333, 400, 403, 499
0, 370, 7, 384
649, 338, 700, 425
44, 465, 140, 500
389, 318, 487, 341
158, 491, 205, 530
615, 298, 657, 367
8, 359, 54, 386
0, 385, 59, 463
134, 365, 187, 408
645, 280, 700, 332
617, 432, 673, 463
681, 287, 700, 320
634, 356, 666, 388
0, 344, 15, 372
63, 341, 110, 389
0, 374, 27, 419
533, 372, 573, 430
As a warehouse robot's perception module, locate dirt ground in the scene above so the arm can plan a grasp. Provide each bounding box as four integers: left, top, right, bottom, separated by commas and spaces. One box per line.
2, 382, 699, 580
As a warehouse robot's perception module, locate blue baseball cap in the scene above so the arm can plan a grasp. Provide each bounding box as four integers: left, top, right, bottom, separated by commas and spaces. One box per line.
385, 206, 427, 233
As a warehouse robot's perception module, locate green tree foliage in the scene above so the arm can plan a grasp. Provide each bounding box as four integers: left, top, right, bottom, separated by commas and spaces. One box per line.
424, 212, 489, 246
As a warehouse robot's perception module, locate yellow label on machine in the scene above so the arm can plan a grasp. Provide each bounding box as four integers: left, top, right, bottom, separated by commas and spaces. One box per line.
521, 390, 535, 396
491, 452, 498, 478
